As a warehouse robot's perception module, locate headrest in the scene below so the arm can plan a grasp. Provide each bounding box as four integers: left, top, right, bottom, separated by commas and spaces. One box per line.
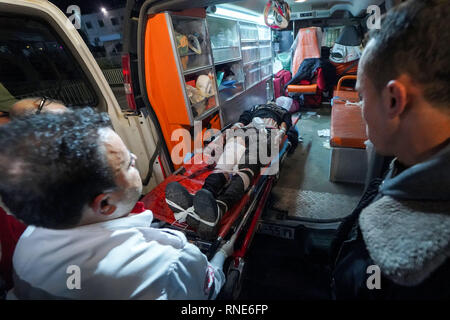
335, 25, 362, 46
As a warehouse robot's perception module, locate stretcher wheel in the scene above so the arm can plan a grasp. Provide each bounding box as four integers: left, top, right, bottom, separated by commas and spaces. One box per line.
221, 269, 242, 300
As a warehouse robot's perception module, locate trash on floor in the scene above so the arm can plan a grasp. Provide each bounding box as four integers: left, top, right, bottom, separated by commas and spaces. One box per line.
322, 140, 331, 149
317, 129, 330, 137
302, 111, 318, 120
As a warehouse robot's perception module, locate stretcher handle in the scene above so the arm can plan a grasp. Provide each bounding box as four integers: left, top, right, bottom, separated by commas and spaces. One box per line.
336, 75, 357, 92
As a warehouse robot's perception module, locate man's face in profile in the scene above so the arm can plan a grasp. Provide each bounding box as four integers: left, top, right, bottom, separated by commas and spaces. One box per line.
357, 40, 395, 156
100, 128, 143, 218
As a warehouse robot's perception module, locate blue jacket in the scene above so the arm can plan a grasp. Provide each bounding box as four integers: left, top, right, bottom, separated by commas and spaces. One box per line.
331, 141, 450, 299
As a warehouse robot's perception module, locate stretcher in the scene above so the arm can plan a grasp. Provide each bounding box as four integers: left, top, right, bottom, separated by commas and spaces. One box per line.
330, 75, 366, 149
329, 75, 368, 184
332, 75, 359, 104
140, 115, 300, 299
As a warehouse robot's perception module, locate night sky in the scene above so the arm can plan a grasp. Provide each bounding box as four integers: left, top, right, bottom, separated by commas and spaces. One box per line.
49, 0, 127, 15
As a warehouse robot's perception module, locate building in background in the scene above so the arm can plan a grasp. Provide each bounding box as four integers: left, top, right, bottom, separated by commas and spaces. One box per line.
80, 7, 125, 68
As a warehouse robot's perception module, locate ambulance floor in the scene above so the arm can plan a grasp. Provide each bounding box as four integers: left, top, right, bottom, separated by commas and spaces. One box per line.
236, 106, 365, 300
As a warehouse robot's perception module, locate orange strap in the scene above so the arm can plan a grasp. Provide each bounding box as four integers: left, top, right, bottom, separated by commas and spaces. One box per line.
287, 84, 317, 94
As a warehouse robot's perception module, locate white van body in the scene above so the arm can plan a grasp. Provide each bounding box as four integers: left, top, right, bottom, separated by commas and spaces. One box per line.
0, 0, 165, 192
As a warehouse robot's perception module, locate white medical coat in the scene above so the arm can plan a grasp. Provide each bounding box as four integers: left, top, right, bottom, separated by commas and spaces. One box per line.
9, 210, 225, 299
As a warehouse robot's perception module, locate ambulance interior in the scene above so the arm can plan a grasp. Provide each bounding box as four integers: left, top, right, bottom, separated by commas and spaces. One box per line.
120, 0, 396, 299
210, 0, 378, 299
0, 0, 403, 299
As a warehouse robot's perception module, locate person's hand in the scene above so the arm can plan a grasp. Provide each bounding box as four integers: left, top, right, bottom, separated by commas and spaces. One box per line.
218, 240, 234, 257
230, 122, 244, 131
210, 240, 234, 269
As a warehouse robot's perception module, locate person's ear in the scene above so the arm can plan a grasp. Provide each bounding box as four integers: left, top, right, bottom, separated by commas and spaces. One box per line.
385, 80, 408, 119
90, 193, 117, 216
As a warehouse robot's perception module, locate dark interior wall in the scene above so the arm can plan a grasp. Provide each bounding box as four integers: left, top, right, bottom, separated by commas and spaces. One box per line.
293, 18, 364, 40
272, 31, 293, 54
278, 30, 294, 52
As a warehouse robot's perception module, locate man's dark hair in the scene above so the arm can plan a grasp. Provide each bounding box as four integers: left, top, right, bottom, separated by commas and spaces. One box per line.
365, 0, 449, 109
0, 108, 116, 228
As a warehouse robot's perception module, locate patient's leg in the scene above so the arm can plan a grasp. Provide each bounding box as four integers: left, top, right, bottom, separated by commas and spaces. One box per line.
202, 172, 228, 198
215, 131, 264, 210
193, 129, 264, 239
202, 135, 246, 199
216, 128, 270, 211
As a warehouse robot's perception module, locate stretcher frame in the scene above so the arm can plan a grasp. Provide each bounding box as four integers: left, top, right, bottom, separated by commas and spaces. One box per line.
140, 116, 300, 298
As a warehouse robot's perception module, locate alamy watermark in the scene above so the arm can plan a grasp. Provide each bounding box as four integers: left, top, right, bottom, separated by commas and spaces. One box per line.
66, 5, 81, 29
66, 265, 81, 290
367, 5, 381, 30
65, 264, 381, 292
366, 265, 381, 290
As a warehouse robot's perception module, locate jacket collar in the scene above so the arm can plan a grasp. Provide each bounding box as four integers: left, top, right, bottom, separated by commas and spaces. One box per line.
359, 196, 450, 286
360, 141, 450, 286
379, 141, 450, 201
359, 144, 450, 286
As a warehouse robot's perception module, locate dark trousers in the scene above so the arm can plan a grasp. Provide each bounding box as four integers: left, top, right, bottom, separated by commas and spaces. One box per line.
202, 128, 275, 210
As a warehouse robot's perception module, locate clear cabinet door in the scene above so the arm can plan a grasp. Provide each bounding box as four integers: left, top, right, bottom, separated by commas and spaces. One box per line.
260, 59, 273, 79
184, 68, 218, 120
239, 22, 258, 41
207, 16, 241, 64
259, 43, 272, 60
170, 15, 213, 73
257, 25, 271, 41
244, 61, 260, 89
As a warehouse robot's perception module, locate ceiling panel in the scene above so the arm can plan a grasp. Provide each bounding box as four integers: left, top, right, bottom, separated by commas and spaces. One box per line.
230, 0, 385, 17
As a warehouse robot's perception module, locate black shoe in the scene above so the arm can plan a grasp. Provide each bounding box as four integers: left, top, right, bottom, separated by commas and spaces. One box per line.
193, 189, 224, 240
165, 182, 196, 226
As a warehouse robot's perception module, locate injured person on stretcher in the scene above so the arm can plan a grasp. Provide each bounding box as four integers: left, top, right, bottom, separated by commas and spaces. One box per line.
165, 103, 298, 239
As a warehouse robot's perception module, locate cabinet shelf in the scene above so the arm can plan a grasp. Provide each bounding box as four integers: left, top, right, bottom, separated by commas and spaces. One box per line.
183, 64, 214, 76
212, 45, 240, 50
219, 81, 244, 102
194, 105, 220, 121
214, 57, 242, 65
205, 17, 273, 119
167, 13, 220, 125
145, 12, 223, 163
243, 59, 260, 66
259, 56, 272, 62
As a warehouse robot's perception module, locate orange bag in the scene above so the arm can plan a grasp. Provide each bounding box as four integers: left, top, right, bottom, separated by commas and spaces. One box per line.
291, 27, 322, 76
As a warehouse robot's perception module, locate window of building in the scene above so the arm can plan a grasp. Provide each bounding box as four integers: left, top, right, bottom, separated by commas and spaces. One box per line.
110, 17, 119, 26
85, 21, 93, 29
98, 19, 105, 28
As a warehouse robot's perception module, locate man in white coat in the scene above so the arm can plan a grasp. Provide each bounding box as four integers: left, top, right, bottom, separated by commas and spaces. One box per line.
0, 107, 229, 299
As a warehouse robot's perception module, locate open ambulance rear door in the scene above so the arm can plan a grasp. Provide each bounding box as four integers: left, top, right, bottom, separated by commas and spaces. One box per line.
0, 0, 165, 193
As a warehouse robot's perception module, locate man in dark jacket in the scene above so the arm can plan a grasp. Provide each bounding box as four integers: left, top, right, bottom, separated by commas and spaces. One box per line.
166, 103, 297, 239
331, 0, 450, 299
